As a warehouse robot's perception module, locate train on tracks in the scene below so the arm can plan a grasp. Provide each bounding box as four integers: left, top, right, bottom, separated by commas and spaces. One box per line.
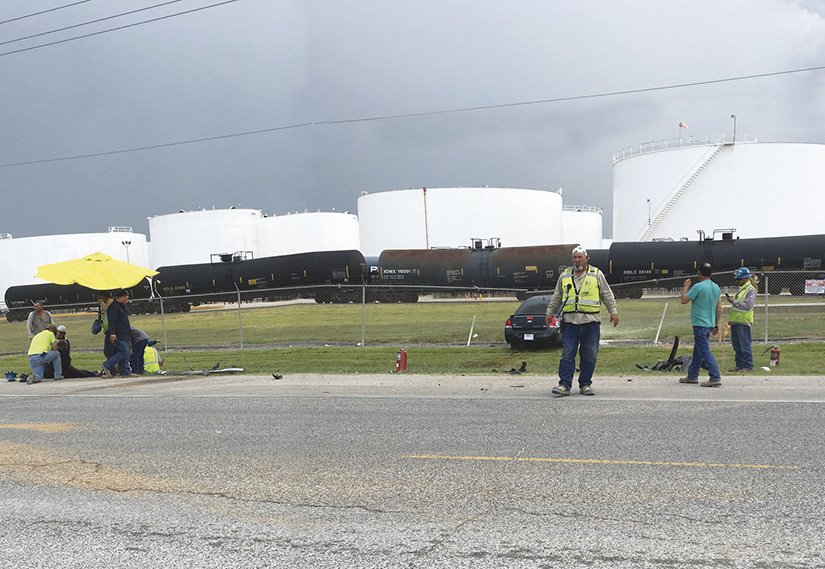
5, 232, 824, 321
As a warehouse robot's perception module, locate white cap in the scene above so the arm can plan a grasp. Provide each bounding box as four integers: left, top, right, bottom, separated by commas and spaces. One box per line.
572, 245, 588, 256
56, 325, 66, 332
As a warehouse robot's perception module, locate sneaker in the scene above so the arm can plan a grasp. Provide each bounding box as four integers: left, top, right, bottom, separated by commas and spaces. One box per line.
27, 375, 42, 385
551, 384, 571, 397
53, 376, 64, 381
100, 366, 113, 378
701, 379, 722, 388
579, 385, 595, 396
679, 377, 699, 384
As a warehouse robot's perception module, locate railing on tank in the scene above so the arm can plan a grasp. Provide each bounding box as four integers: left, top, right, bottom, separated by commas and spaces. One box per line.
613, 132, 759, 163
562, 205, 603, 214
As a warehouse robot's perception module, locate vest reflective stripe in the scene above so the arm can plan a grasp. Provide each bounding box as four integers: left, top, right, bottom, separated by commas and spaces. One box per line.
144, 346, 161, 373
729, 282, 754, 324
561, 266, 602, 314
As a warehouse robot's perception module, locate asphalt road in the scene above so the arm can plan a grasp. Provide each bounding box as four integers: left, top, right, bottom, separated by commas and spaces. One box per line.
2, 373, 824, 568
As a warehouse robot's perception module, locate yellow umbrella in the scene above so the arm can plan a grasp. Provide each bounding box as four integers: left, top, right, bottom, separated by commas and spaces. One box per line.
35, 252, 158, 290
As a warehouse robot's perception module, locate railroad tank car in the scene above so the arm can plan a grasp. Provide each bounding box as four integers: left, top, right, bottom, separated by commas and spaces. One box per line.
487, 245, 580, 290
604, 240, 705, 298
5, 283, 99, 322
4, 250, 367, 320
603, 233, 825, 296
3, 280, 154, 322
154, 249, 367, 304
6, 235, 825, 321
377, 243, 577, 292
585, 248, 610, 275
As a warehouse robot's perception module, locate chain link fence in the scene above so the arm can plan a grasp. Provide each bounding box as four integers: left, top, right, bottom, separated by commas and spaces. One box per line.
609, 271, 825, 343
4, 271, 823, 353
133, 270, 825, 348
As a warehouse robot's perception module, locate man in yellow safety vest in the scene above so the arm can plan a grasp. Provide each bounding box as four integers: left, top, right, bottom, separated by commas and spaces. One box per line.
545, 246, 619, 397
725, 267, 756, 372
143, 342, 163, 374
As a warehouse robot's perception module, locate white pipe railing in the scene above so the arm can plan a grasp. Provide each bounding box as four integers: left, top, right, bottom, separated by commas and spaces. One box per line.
613, 132, 759, 163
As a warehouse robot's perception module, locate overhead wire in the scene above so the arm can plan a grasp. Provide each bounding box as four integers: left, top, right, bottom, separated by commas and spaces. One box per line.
0, 0, 240, 57
0, 0, 187, 47
0, 123, 313, 169
320, 64, 825, 124
0, 1, 94, 26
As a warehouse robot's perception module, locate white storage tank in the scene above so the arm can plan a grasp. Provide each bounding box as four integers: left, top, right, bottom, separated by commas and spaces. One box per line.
0, 228, 149, 305
613, 138, 825, 241
259, 212, 360, 257
562, 206, 604, 250
357, 187, 563, 257
148, 209, 263, 268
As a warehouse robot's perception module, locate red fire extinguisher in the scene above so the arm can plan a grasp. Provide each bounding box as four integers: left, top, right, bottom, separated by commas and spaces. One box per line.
770, 345, 780, 367
395, 348, 408, 372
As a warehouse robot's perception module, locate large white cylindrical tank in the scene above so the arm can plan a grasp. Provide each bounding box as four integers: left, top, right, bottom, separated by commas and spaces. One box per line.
358, 187, 563, 256
562, 206, 603, 250
0, 229, 149, 306
259, 212, 360, 257
613, 140, 825, 241
148, 209, 263, 268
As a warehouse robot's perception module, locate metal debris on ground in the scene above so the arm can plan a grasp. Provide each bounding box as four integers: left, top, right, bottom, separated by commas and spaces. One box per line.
635, 336, 688, 371
492, 361, 528, 374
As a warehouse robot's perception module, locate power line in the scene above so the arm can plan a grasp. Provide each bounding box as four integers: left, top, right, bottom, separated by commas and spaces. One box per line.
0, 0, 240, 58
1, 63, 824, 170
0, 0, 187, 47
0, 123, 313, 169
320, 64, 825, 124
0, 1, 94, 26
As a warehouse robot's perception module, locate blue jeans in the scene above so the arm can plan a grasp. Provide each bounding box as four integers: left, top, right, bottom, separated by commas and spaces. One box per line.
730, 324, 753, 370
558, 321, 600, 388
104, 340, 132, 376
130, 339, 149, 375
687, 326, 721, 380
29, 351, 62, 380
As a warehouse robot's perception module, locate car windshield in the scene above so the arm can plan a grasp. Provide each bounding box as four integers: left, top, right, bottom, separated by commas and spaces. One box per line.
514, 296, 550, 315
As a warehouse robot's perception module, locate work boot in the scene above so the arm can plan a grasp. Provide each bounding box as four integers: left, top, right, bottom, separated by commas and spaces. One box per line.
679, 377, 699, 384
579, 385, 595, 396
551, 384, 570, 397
701, 379, 722, 388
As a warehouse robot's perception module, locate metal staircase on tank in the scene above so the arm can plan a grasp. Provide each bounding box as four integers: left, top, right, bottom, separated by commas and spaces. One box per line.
640, 144, 725, 241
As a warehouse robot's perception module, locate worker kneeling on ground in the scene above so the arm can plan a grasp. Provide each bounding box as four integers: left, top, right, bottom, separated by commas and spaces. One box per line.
143, 340, 164, 374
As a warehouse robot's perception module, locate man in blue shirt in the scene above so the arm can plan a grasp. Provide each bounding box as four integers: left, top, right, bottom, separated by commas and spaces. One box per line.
679, 262, 723, 387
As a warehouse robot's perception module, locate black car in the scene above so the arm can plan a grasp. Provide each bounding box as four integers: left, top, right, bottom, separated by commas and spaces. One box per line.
504, 295, 561, 348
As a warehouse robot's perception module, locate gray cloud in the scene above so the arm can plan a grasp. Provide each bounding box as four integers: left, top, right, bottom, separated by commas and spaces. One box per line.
1, 0, 824, 239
